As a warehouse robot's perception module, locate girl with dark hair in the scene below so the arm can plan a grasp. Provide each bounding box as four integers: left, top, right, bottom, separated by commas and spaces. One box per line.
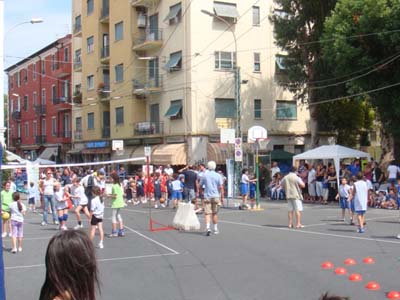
90, 186, 104, 249
9, 192, 26, 253
108, 173, 125, 237
39, 230, 100, 300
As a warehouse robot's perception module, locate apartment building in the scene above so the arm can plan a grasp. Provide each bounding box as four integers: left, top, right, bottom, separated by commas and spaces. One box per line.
71, 0, 328, 167
5, 35, 72, 162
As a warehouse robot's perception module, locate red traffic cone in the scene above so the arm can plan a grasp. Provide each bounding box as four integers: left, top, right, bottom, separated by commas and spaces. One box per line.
344, 258, 357, 265
363, 257, 375, 264
334, 267, 347, 275
387, 291, 400, 299
365, 281, 380, 290
348, 273, 362, 281
321, 261, 334, 269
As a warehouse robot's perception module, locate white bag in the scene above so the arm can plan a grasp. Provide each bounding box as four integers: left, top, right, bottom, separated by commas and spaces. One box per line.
172, 202, 200, 231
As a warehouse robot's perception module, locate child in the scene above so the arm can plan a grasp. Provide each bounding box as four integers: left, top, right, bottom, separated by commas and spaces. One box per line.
336, 177, 352, 222
1, 181, 13, 238
54, 182, 69, 230
136, 174, 145, 204
108, 173, 125, 237
375, 190, 386, 208
71, 177, 91, 229
249, 175, 257, 208
166, 175, 173, 208
381, 188, 397, 209
27, 182, 38, 212
171, 173, 183, 209
349, 172, 368, 233
125, 178, 133, 204
9, 192, 26, 253
153, 173, 162, 208
90, 186, 104, 249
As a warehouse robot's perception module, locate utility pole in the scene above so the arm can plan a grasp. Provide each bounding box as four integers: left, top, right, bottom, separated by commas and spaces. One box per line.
234, 66, 241, 196
0, 0, 6, 148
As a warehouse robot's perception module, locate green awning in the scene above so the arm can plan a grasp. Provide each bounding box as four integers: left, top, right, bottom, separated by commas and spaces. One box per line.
271, 149, 294, 161
165, 100, 182, 117
164, 3, 182, 22
164, 51, 182, 71
214, 2, 239, 19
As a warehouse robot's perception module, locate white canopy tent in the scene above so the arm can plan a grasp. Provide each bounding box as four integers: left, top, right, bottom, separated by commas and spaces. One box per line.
293, 144, 371, 188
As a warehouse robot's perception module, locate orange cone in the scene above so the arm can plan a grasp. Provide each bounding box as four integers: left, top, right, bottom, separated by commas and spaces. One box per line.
365, 281, 380, 290
387, 291, 400, 299
363, 257, 375, 264
321, 261, 334, 269
348, 273, 362, 281
344, 258, 357, 265
334, 267, 347, 275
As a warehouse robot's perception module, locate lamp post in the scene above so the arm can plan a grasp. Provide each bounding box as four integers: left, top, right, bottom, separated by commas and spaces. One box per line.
201, 9, 241, 196
0, 0, 43, 148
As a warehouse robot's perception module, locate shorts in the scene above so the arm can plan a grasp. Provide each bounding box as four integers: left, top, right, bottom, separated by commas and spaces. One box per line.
28, 197, 35, 205
350, 199, 355, 212
287, 199, 303, 212
356, 210, 366, 216
11, 220, 23, 238
316, 182, 323, 197
204, 198, 220, 215
183, 188, 196, 203
172, 190, 182, 200
240, 183, 249, 195
78, 204, 88, 210
308, 182, 316, 197
137, 189, 144, 197
339, 197, 349, 209
91, 215, 103, 226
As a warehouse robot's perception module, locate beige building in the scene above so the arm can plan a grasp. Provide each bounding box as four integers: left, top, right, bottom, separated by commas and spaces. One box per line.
70, 0, 325, 167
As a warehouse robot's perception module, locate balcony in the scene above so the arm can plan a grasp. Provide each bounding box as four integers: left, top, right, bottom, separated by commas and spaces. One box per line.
134, 121, 163, 136
97, 84, 110, 101
100, 46, 110, 64
74, 130, 83, 140
131, 0, 160, 7
132, 75, 163, 96
35, 135, 46, 144
73, 23, 82, 36
100, 7, 109, 23
52, 97, 71, 105
34, 105, 46, 116
12, 137, 21, 147
74, 60, 82, 71
132, 28, 163, 51
11, 111, 21, 121
57, 130, 72, 139
73, 92, 82, 104
102, 127, 110, 138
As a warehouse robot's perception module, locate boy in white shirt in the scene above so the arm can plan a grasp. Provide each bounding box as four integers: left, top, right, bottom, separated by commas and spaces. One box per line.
90, 186, 104, 249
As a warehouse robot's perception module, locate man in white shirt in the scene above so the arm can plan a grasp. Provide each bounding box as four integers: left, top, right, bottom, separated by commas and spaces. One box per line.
387, 161, 400, 185
307, 164, 316, 202
271, 161, 281, 178
164, 164, 174, 176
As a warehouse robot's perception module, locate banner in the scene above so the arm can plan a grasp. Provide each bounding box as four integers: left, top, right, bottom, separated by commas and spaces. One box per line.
226, 159, 234, 198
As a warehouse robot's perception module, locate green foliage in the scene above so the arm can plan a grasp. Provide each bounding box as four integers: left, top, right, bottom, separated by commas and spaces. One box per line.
322, 0, 400, 151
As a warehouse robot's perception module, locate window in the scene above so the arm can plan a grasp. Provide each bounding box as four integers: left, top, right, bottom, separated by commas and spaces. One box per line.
294, 145, 304, 154
213, 2, 238, 20
252, 6, 260, 26
87, 112, 94, 130
254, 99, 261, 119
115, 22, 124, 41
52, 117, 57, 136
16, 72, 21, 87
9, 76, 13, 89
64, 47, 69, 62
41, 119, 46, 135
115, 107, 124, 125
273, 145, 284, 151
254, 53, 261, 72
33, 63, 36, 80
16, 97, 21, 111
87, 36, 94, 53
164, 2, 182, 25
75, 84, 82, 94
115, 64, 124, 82
164, 51, 182, 72
215, 98, 235, 118
33, 121, 37, 137
24, 68, 28, 82
87, 75, 94, 90
62, 80, 69, 99
33, 92, 37, 107
51, 54, 57, 71
164, 100, 182, 119
74, 15, 82, 32
17, 123, 21, 138
276, 100, 297, 120
41, 88, 46, 105
41, 60, 45, 74
76, 117, 82, 131
51, 85, 57, 104
24, 122, 29, 137
215, 51, 236, 70
23, 95, 28, 111
87, 0, 94, 15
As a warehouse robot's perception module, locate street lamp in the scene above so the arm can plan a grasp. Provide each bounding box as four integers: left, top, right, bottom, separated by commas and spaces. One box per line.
0, 0, 44, 148
201, 9, 242, 196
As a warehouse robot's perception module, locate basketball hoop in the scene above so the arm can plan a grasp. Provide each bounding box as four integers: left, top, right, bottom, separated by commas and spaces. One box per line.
256, 138, 271, 151
112, 140, 124, 157
115, 147, 124, 156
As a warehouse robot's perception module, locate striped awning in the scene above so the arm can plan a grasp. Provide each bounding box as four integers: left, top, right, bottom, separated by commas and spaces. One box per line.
207, 143, 234, 164
152, 144, 187, 165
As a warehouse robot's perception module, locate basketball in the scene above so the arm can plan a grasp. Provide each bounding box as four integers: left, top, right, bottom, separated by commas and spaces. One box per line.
160, 197, 166, 204
2, 211, 10, 221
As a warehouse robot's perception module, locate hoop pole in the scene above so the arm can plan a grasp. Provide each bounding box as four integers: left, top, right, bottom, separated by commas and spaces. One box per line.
255, 142, 260, 208
146, 155, 152, 231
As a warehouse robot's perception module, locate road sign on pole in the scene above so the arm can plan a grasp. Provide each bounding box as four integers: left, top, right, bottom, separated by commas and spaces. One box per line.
234, 137, 242, 162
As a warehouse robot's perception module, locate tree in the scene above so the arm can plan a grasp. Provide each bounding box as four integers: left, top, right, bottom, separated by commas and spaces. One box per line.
322, 0, 400, 158
270, 0, 338, 146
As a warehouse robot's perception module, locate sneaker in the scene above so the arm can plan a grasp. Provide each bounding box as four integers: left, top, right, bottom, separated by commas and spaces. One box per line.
397, 234, 400, 239
205, 229, 211, 236
127, 200, 132, 203
108, 231, 118, 238
61, 225, 68, 231
1, 232, 7, 238
357, 227, 365, 233
98, 241, 104, 249
8, 233, 12, 237
118, 229, 125, 237
54, 221, 59, 225
11, 248, 17, 254
154, 204, 158, 209
161, 204, 166, 208
41, 221, 47, 226
74, 224, 83, 230
18, 247, 22, 252
213, 229, 220, 235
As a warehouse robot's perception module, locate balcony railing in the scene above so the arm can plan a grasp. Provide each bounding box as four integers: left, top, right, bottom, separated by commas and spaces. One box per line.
132, 75, 163, 95
52, 97, 71, 105
35, 135, 46, 144
34, 105, 46, 116
74, 130, 83, 140
102, 127, 110, 138
131, 0, 160, 7
101, 46, 110, 59
12, 137, 21, 146
57, 130, 72, 138
73, 23, 82, 34
11, 111, 21, 121
74, 60, 82, 70
134, 121, 164, 136
100, 7, 109, 22
73, 92, 82, 104
132, 28, 163, 51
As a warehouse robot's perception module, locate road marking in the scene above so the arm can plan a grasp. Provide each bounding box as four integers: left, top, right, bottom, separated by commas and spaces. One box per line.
218, 219, 400, 245
303, 215, 398, 228
124, 225, 179, 254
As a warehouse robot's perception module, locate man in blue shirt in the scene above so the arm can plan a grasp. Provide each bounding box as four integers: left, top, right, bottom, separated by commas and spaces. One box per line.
199, 161, 223, 236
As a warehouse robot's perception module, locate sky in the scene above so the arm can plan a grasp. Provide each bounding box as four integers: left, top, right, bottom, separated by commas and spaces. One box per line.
4, 0, 71, 69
